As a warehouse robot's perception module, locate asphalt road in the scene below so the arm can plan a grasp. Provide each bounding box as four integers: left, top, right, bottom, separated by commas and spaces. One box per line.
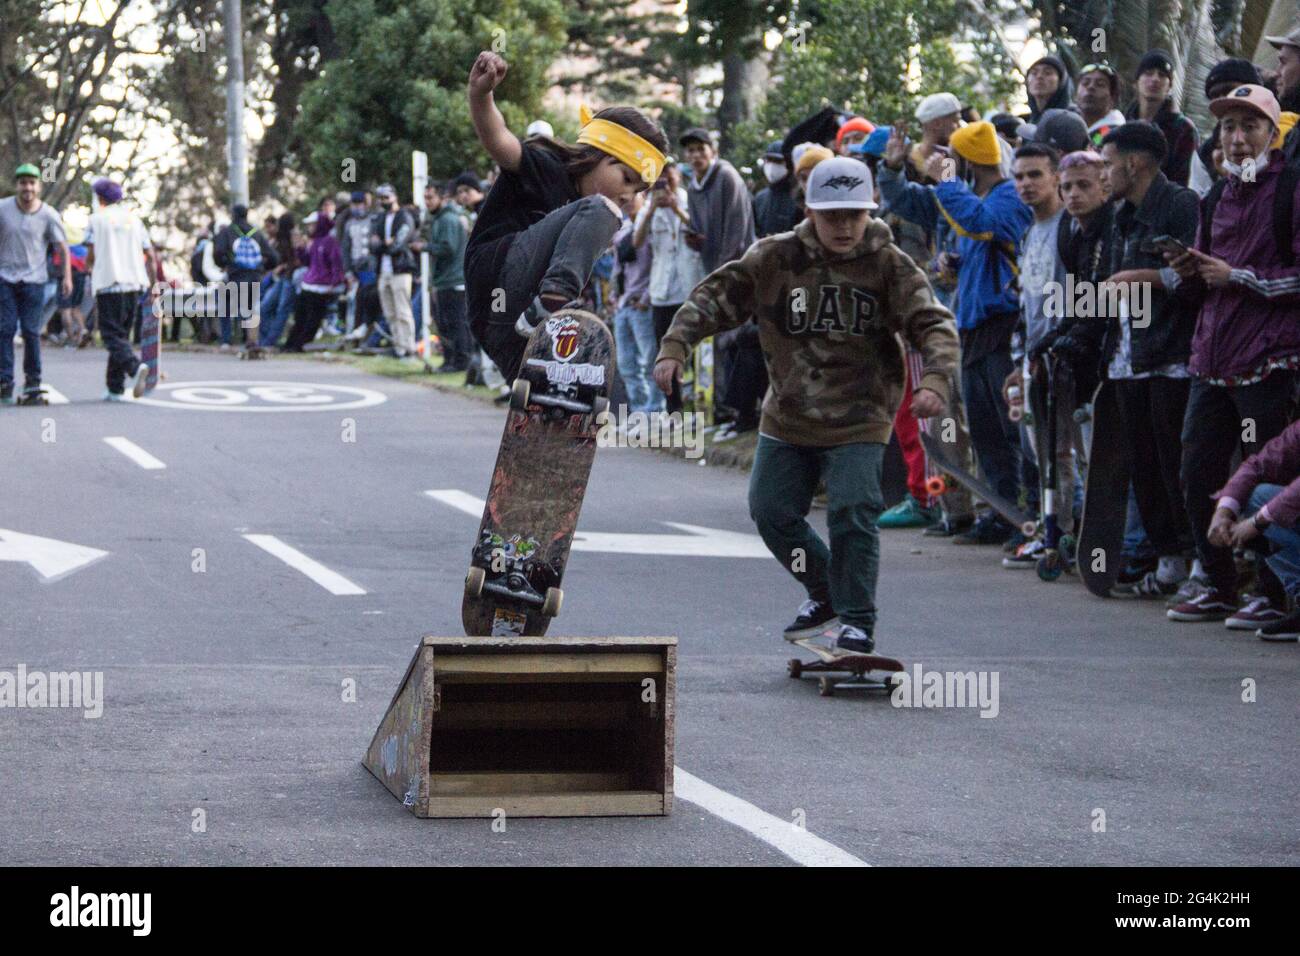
2, 347, 1296, 866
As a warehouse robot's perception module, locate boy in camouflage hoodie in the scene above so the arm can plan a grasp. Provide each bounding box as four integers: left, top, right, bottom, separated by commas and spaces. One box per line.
653, 157, 960, 653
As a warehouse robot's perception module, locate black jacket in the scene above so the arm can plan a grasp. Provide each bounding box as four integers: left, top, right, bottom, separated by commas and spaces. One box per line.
213, 220, 278, 280
369, 206, 417, 275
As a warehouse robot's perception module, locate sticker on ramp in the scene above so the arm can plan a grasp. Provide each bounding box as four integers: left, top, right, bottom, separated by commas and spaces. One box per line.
132, 381, 387, 412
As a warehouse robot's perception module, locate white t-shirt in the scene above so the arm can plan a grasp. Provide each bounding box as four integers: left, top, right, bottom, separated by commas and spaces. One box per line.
85, 204, 150, 294
635, 187, 704, 307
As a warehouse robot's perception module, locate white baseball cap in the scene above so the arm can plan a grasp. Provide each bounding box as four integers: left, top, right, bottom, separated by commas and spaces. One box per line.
526, 119, 554, 138
915, 92, 962, 124
805, 157, 877, 211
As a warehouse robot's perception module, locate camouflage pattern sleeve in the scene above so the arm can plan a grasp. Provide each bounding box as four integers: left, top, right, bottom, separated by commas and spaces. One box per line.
884, 245, 959, 406
655, 242, 765, 365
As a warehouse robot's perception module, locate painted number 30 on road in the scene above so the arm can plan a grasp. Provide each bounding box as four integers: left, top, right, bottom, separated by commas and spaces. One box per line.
135, 381, 388, 412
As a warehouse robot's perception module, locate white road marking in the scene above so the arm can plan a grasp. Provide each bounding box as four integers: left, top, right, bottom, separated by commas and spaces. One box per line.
242, 534, 366, 595
423, 490, 770, 558
133, 381, 387, 412
44, 386, 70, 404
0, 528, 109, 582
103, 436, 166, 470
674, 768, 868, 867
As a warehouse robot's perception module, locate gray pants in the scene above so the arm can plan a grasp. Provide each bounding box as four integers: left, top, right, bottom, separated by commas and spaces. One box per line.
470, 193, 622, 380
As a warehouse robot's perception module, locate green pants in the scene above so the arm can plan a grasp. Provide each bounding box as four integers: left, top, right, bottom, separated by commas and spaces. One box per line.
747, 435, 885, 631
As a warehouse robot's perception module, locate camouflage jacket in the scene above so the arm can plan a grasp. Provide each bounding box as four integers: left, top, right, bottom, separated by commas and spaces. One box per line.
657, 217, 959, 447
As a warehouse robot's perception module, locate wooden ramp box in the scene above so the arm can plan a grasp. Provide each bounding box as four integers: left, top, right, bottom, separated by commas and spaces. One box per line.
363, 636, 676, 818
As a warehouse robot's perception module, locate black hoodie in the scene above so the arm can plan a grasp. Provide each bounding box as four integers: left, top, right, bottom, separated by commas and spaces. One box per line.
1023, 55, 1075, 123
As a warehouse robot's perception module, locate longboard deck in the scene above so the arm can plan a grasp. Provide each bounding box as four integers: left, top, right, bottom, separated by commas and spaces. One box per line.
139, 299, 161, 394
461, 310, 613, 637
787, 636, 904, 697
1077, 380, 1132, 596
920, 430, 1035, 535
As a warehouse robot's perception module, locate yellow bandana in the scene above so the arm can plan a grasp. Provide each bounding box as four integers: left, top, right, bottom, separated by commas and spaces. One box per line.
575, 103, 666, 185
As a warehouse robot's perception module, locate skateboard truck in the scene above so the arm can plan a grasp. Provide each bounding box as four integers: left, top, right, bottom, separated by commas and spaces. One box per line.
511, 378, 609, 417
465, 565, 563, 618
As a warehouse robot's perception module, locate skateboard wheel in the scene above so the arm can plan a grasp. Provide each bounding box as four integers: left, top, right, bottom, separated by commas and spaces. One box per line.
818, 677, 834, 697
1008, 406, 1022, 423
787, 659, 802, 679
509, 378, 530, 411
465, 566, 485, 598
1036, 554, 1063, 582
1020, 520, 1037, 537
925, 476, 946, 496
590, 395, 609, 419
541, 586, 563, 618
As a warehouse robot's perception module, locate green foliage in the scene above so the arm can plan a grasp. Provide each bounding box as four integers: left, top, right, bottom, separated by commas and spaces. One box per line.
298, 0, 567, 197
727, 0, 1021, 172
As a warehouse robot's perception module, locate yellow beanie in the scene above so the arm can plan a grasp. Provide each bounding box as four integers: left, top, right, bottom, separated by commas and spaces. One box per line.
794, 145, 834, 176
1274, 111, 1298, 149
950, 121, 1001, 167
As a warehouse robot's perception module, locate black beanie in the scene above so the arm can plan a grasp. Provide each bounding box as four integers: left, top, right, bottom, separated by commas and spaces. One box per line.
1136, 49, 1174, 80
1205, 58, 1262, 98
1028, 55, 1069, 81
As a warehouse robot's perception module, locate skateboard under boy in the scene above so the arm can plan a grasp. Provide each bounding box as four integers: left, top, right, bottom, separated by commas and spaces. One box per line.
1077, 380, 1132, 597
920, 430, 1036, 536
462, 308, 614, 637
787, 635, 904, 697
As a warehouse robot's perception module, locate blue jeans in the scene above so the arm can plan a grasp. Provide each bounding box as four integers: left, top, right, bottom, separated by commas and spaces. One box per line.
258, 276, 297, 347
1248, 484, 1300, 597
0, 280, 45, 388
613, 302, 662, 414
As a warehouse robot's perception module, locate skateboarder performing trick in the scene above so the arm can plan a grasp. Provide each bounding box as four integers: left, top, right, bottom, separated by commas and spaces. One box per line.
654, 157, 961, 654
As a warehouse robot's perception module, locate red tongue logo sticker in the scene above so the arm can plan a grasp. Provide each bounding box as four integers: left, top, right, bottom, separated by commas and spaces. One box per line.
547, 317, 581, 361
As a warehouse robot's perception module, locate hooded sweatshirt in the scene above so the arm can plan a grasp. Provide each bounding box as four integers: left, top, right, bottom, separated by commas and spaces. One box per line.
686, 158, 757, 273
656, 217, 960, 447
301, 215, 344, 292
1024, 55, 1075, 123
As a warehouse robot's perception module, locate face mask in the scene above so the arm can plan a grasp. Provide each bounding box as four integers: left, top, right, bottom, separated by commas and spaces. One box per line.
762, 160, 788, 184
1223, 147, 1271, 180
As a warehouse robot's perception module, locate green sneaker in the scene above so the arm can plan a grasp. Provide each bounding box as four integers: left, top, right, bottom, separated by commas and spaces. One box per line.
878, 495, 937, 529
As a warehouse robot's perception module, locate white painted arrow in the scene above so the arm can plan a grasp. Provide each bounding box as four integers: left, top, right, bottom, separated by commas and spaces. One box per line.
423, 490, 771, 558
0, 528, 109, 582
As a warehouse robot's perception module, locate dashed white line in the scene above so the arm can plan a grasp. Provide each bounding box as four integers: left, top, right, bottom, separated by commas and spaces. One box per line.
242, 534, 366, 595
674, 768, 868, 867
103, 436, 166, 470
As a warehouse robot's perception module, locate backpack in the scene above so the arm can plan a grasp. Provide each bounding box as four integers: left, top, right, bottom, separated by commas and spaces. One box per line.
1199, 162, 1300, 268
232, 226, 264, 271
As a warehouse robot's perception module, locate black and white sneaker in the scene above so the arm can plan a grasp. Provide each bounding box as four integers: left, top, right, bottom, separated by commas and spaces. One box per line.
782, 598, 838, 641
132, 360, 151, 398
833, 624, 875, 655
1257, 609, 1300, 642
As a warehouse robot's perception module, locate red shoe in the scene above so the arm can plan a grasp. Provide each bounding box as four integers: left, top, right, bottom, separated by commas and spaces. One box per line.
1224, 595, 1286, 631
1166, 589, 1238, 623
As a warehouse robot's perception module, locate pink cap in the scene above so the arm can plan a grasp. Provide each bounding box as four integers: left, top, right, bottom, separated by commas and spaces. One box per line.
1210, 83, 1281, 128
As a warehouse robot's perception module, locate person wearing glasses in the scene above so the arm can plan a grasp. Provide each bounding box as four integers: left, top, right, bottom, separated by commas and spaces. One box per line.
1076, 63, 1126, 148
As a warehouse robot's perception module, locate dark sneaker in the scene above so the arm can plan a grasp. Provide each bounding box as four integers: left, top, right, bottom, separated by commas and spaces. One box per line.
1166, 572, 1211, 609
1257, 609, 1300, 642
1002, 537, 1044, 569
833, 624, 875, 655
878, 495, 938, 529
0, 383, 13, 406
1002, 527, 1032, 554
923, 514, 974, 537
1110, 571, 1181, 599
953, 512, 1013, 546
1117, 555, 1159, 586
1166, 589, 1238, 622
783, 598, 839, 641
1225, 595, 1286, 631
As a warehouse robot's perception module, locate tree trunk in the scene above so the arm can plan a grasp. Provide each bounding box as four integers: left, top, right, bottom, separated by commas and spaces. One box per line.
717, 50, 768, 153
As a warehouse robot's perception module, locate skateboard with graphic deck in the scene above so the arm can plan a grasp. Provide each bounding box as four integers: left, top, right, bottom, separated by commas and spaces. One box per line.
787, 636, 904, 697
138, 297, 161, 394
920, 431, 1036, 537
462, 308, 614, 637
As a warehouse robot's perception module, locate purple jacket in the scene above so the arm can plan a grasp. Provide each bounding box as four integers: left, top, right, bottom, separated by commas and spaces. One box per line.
301, 215, 344, 289
1182, 153, 1300, 381
1217, 419, 1300, 528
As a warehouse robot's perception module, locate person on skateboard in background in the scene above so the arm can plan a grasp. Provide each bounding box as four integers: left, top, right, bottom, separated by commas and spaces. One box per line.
653, 157, 960, 654
463, 49, 669, 381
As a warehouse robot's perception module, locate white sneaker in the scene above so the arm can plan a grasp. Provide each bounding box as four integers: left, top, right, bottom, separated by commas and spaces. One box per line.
132, 361, 151, 398
1002, 538, 1045, 569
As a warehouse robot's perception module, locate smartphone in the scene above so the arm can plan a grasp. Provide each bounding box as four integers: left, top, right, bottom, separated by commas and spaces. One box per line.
1152, 234, 1188, 257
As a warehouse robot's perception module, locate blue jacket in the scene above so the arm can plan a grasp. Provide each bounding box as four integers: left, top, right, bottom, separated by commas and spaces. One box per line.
879, 170, 1030, 330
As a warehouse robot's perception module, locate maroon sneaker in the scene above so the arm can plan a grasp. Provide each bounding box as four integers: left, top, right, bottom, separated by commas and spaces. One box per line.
1224, 595, 1287, 631
1166, 589, 1238, 623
